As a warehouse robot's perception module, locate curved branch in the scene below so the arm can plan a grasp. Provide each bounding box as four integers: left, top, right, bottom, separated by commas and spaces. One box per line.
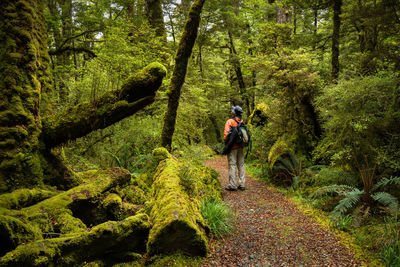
41, 63, 167, 148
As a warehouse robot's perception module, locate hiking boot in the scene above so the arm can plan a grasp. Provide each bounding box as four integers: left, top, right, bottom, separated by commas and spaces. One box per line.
238, 186, 245, 191
225, 186, 237, 191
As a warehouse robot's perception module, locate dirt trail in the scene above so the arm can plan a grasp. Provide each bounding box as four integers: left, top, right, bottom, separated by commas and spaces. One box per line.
201, 157, 360, 266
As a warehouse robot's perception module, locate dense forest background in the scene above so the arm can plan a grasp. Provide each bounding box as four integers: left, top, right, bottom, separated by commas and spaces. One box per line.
1, 0, 400, 265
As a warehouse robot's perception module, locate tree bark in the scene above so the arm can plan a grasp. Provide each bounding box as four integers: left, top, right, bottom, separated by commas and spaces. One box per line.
331, 0, 342, 82
161, 0, 206, 150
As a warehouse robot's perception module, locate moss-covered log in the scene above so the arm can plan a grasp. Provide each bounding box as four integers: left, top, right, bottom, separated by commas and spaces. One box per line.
41, 63, 166, 149
0, 168, 131, 256
0, 189, 57, 209
147, 148, 208, 256
0, 213, 150, 266
24, 168, 131, 229
161, 0, 206, 150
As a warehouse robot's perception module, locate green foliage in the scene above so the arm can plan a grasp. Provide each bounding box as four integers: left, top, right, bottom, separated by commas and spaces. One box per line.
332, 215, 353, 231
315, 176, 400, 218
200, 197, 236, 238
315, 74, 400, 173
381, 241, 400, 267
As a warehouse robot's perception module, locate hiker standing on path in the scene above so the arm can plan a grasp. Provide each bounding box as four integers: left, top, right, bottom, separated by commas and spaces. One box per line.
222, 106, 246, 191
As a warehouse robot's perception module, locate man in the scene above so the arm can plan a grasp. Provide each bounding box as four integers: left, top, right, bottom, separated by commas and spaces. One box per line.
223, 106, 245, 191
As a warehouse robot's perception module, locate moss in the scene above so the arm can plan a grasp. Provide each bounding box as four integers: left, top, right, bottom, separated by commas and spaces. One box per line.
0, 214, 42, 256
249, 103, 269, 127
268, 138, 292, 169
147, 155, 209, 256
120, 184, 147, 205
0, 213, 150, 266
41, 63, 166, 149
22, 168, 129, 232
0, 0, 51, 192
152, 147, 170, 162
0, 188, 57, 209
101, 193, 122, 220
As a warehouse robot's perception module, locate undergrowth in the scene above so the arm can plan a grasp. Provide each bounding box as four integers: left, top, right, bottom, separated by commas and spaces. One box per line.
200, 197, 236, 238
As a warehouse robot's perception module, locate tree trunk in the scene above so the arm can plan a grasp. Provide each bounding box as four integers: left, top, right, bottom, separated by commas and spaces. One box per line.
228, 31, 250, 114
0, 0, 166, 193
145, 0, 167, 41
0, 0, 51, 192
161, 0, 206, 150
331, 0, 342, 82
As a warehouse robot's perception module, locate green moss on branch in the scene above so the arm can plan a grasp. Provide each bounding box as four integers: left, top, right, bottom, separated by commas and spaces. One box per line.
41, 63, 166, 148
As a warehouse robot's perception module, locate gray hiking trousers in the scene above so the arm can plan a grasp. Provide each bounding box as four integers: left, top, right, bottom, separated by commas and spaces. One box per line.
227, 148, 245, 189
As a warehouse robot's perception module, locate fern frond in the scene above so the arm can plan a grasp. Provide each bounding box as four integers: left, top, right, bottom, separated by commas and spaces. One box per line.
372, 192, 399, 212
274, 157, 294, 173
103, 151, 122, 167
311, 184, 355, 198
288, 152, 299, 170
332, 189, 363, 217
372, 176, 400, 192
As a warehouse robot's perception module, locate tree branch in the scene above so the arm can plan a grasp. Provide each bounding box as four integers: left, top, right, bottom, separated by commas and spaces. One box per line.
41, 63, 167, 148
48, 46, 97, 58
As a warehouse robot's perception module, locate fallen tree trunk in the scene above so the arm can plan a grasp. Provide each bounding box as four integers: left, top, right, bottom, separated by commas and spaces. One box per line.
0, 189, 57, 209
41, 63, 166, 149
146, 148, 208, 256
0, 213, 150, 266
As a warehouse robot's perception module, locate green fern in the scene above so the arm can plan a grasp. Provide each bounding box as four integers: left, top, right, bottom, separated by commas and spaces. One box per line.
372, 176, 400, 192
332, 188, 363, 217
104, 151, 123, 168
311, 184, 354, 198
372, 192, 399, 212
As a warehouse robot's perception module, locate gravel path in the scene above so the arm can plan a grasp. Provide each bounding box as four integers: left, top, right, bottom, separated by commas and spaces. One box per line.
201, 157, 360, 267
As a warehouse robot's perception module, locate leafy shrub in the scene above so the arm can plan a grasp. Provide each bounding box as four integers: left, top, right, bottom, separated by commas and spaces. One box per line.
200, 197, 235, 238
315, 73, 400, 174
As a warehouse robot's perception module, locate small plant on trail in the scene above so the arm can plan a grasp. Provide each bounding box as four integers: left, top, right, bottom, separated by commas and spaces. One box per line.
332, 215, 353, 231
200, 197, 236, 238
380, 214, 400, 266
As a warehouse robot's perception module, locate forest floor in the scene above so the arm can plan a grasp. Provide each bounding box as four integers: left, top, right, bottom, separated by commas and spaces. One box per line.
201, 156, 361, 267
